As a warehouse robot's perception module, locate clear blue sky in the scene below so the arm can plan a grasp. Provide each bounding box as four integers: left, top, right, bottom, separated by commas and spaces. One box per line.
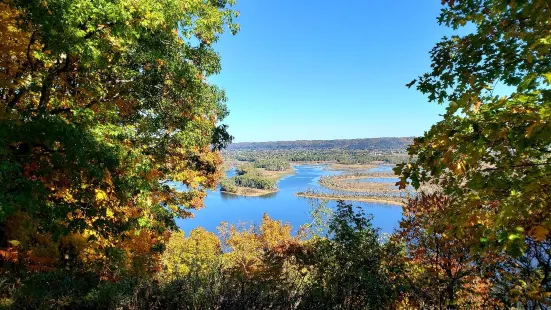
210, 1, 453, 143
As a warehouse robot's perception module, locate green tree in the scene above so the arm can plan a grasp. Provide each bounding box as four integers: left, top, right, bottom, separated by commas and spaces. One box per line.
396, 0, 551, 305
223, 164, 277, 191
0, 0, 238, 272
397, 0, 551, 255
305, 201, 395, 309
254, 159, 290, 171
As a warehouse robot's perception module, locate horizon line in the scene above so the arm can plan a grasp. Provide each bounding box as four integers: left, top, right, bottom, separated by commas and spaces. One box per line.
230, 136, 415, 144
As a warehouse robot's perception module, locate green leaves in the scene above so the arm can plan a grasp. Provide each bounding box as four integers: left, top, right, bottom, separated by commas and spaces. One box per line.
395, 1, 551, 303
0, 0, 238, 273
308, 201, 395, 308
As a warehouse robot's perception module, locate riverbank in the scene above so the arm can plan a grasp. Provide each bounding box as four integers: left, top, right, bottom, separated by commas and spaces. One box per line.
259, 167, 295, 181
320, 181, 401, 193
328, 163, 376, 171
221, 187, 278, 197
294, 165, 409, 206
318, 173, 402, 193
295, 192, 404, 206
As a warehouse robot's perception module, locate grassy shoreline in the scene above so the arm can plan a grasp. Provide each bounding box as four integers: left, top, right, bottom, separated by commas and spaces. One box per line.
221, 188, 278, 197
319, 181, 401, 193
295, 164, 407, 206
295, 192, 404, 206
318, 173, 402, 193
259, 167, 295, 181
327, 163, 377, 171
220, 165, 294, 197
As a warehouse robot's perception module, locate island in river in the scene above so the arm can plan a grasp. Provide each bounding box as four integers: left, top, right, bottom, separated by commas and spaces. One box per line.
176, 164, 404, 235
294, 192, 405, 206
220, 163, 295, 197
222, 160, 408, 206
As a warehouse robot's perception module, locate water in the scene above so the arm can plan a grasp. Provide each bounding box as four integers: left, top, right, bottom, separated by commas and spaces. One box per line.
176, 165, 403, 235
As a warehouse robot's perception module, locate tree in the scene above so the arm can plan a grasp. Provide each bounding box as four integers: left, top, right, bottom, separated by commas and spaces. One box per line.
391, 194, 502, 309
216, 214, 305, 309
396, 0, 551, 305
160, 229, 221, 281
397, 0, 551, 259
0, 0, 238, 273
304, 201, 395, 309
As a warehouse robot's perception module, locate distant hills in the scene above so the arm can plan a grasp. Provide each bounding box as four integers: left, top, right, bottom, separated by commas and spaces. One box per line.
227, 137, 413, 151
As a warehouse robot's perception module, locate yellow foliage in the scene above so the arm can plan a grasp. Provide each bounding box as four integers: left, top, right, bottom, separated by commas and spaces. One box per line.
218, 214, 297, 277
221, 224, 264, 275
95, 189, 108, 202
529, 225, 549, 242
160, 228, 221, 281
0, 3, 33, 93
120, 229, 163, 277
260, 213, 293, 248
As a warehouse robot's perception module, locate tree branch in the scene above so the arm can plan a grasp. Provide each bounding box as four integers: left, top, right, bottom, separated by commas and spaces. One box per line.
482, 162, 551, 172
6, 89, 25, 110
26, 30, 37, 72
37, 55, 72, 113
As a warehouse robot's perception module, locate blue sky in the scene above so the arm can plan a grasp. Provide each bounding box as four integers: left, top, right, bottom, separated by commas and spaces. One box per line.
210, 1, 453, 143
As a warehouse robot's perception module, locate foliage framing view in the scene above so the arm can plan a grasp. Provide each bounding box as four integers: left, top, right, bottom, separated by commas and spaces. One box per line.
0, 0, 237, 274
1, 0, 551, 309
399, 0, 551, 250
396, 0, 551, 306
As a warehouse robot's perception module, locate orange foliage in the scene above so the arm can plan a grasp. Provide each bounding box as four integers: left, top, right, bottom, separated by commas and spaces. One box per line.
392, 194, 503, 309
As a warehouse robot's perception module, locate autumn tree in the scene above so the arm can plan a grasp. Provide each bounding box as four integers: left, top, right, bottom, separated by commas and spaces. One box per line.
390, 194, 503, 309
158, 228, 223, 308
302, 201, 395, 309
397, 0, 551, 275
215, 214, 301, 308
161, 229, 221, 281
0, 0, 238, 273
396, 0, 551, 305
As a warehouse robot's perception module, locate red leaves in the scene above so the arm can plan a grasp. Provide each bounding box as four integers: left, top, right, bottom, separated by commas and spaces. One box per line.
0, 248, 18, 262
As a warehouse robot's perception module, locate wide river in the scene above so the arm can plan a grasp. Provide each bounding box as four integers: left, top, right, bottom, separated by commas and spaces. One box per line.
176, 165, 403, 235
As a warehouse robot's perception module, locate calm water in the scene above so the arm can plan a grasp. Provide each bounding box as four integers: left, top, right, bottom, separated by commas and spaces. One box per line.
176, 165, 403, 234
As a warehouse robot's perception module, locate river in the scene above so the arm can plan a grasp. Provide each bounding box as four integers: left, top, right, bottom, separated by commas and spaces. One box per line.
176, 165, 403, 235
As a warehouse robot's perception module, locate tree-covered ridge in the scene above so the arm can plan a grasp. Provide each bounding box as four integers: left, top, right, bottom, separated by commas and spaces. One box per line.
225, 149, 411, 165
0, 0, 237, 276
227, 137, 413, 151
